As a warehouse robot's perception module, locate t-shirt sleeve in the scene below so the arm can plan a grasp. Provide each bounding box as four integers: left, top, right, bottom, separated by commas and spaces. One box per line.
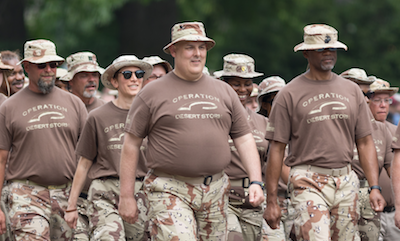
354, 93, 373, 140
0, 105, 11, 150
229, 91, 251, 139
384, 126, 393, 169
124, 95, 151, 138
265, 93, 291, 144
392, 125, 400, 150
75, 114, 97, 161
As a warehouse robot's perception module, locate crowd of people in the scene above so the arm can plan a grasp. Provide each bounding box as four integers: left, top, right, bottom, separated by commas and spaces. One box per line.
0, 21, 399, 241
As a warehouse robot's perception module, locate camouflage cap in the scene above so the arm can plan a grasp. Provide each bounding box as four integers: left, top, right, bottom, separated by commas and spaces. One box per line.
214, 54, 263, 79
60, 52, 105, 81
250, 83, 259, 97
18, 39, 64, 65
256, 76, 286, 113
0, 54, 13, 70
142, 56, 172, 72
56, 68, 68, 80
294, 24, 348, 52
340, 68, 375, 84
369, 78, 398, 97
163, 22, 216, 55
101, 55, 153, 90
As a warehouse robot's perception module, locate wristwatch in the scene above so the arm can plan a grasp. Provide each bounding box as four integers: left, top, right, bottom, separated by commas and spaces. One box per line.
250, 181, 265, 190
368, 185, 382, 194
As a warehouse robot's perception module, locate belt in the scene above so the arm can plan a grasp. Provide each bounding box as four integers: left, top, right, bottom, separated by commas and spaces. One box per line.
383, 206, 395, 213
359, 179, 369, 188
136, 177, 145, 182
151, 169, 224, 186
294, 165, 350, 177
11, 179, 70, 190
230, 177, 250, 188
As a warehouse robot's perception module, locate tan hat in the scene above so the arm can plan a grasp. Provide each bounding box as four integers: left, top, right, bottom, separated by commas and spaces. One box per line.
256, 76, 286, 113
18, 39, 64, 65
369, 78, 398, 97
294, 24, 348, 52
163, 22, 216, 54
56, 68, 68, 79
250, 83, 259, 97
101, 55, 153, 90
0, 54, 13, 70
214, 54, 263, 79
142, 56, 172, 72
340, 68, 375, 84
60, 52, 105, 81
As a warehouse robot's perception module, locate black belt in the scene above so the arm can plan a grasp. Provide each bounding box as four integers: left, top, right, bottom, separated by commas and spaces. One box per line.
136, 177, 145, 182
383, 206, 395, 213
79, 192, 88, 199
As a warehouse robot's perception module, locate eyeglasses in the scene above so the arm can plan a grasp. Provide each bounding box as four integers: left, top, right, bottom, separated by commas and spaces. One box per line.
147, 74, 163, 81
371, 98, 393, 105
36, 62, 58, 69
119, 70, 145, 79
314, 48, 337, 52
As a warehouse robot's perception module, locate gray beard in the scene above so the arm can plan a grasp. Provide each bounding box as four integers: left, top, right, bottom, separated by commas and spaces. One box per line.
83, 89, 97, 98
38, 77, 55, 94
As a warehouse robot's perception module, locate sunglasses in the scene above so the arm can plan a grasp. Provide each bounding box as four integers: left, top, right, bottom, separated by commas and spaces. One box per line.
36, 62, 58, 69
314, 48, 337, 52
119, 70, 145, 79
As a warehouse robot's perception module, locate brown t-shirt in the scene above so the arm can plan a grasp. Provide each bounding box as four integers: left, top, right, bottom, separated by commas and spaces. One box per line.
266, 73, 373, 168
351, 121, 392, 179
379, 121, 396, 207
225, 107, 269, 179
391, 123, 400, 150
76, 101, 147, 179
86, 97, 106, 113
0, 87, 87, 185
125, 72, 251, 177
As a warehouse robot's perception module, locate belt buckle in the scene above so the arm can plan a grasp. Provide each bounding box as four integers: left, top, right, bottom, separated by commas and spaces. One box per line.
48, 185, 57, 190
203, 176, 213, 186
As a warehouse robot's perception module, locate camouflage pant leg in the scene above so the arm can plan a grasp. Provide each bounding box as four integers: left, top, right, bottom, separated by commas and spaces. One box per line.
0, 182, 14, 241
262, 196, 291, 241
8, 180, 73, 241
262, 218, 285, 241
227, 203, 263, 241
288, 167, 359, 241
280, 197, 296, 241
358, 186, 380, 241
144, 172, 230, 241
73, 197, 89, 240
379, 210, 400, 241
124, 180, 149, 241
87, 178, 125, 241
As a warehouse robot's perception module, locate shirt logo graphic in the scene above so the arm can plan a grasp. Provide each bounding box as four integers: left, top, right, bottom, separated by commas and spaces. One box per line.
178, 101, 217, 111
308, 101, 347, 115
109, 133, 124, 142
253, 135, 263, 143
28, 112, 65, 123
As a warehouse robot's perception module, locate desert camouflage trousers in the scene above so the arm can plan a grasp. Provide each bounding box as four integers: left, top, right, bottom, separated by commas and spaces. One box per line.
73, 196, 89, 240
8, 179, 73, 241
144, 170, 230, 241
0, 181, 14, 241
262, 196, 296, 241
288, 165, 360, 241
227, 202, 263, 241
358, 184, 380, 241
88, 177, 149, 241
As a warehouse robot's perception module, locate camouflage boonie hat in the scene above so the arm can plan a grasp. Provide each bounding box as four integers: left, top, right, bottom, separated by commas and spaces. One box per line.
340, 68, 375, 84
369, 79, 398, 97
101, 55, 153, 90
214, 54, 263, 79
142, 56, 172, 73
256, 76, 286, 113
294, 24, 348, 52
0, 54, 13, 70
250, 83, 259, 97
163, 22, 216, 54
56, 68, 68, 80
18, 39, 64, 65
60, 52, 104, 81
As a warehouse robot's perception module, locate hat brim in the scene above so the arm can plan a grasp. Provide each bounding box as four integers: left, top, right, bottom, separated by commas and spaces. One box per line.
294, 41, 348, 52
0, 63, 13, 70
18, 55, 65, 65
60, 65, 105, 82
101, 60, 153, 90
213, 70, 263, 79
342, 76, 375, 84
163, 35, 216, 54
371, 88, 399, 97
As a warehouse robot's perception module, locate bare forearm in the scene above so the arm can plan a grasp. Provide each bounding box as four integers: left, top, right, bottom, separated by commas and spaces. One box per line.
392, 150, 400, 208
233, 133, 262, 182
68, 157, 92, 209
120, 133, 142, 198
0, 150, 8, 196
357, 135, 379, 186
266, 141, 286, 202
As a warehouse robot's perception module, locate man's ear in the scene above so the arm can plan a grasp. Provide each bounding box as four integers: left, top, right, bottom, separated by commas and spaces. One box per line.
170, 45, 177, 58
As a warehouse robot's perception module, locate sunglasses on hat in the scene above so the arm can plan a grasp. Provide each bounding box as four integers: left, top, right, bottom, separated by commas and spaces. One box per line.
119, 70, 145, 79
36, 62, 58, 69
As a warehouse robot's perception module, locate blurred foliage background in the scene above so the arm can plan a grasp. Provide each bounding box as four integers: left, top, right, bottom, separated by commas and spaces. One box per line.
1, 0, 400, 87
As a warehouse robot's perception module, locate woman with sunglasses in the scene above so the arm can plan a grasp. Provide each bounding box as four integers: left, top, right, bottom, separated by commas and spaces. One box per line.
214, 53, 268, 241
65, 55, 152, 240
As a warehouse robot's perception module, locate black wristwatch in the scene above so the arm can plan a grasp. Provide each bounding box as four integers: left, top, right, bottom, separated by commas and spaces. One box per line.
250, 181, 265, 190
368, 185, 382, 194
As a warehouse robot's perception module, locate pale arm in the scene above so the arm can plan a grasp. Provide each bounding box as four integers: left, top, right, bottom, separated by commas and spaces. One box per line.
392, 149, 400, 228
0, 150, 8, 235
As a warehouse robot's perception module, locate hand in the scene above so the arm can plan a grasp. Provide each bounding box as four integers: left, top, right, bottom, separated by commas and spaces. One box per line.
264, 200, 281, 229
395, 209, 400, 229
64, 209, 78, 229
118, 196, 139, 224
0, 210, 6, 235
369, 189, 386, 212
248, 184, 265, 207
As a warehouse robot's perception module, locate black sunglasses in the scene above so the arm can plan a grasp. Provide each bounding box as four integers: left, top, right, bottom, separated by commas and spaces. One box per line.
315, 48, 337, 52
36, 62, 58, 69
119, 70, 145, 79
